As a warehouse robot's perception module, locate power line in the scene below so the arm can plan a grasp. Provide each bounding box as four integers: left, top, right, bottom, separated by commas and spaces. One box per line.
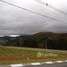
0, 0, 66, 24
35, 0, 67, 16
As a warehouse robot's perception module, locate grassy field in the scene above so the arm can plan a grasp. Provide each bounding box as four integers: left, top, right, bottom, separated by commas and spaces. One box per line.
0, 46, 67, 64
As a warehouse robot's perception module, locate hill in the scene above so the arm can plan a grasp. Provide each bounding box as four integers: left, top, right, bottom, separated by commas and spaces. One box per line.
0, 32, 67, 50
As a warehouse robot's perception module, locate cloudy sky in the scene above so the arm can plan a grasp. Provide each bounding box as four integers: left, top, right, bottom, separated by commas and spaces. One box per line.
0, 0, 67, 35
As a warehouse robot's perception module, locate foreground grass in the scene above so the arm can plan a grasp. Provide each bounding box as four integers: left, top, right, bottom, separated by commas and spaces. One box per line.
0, 46, 67, 64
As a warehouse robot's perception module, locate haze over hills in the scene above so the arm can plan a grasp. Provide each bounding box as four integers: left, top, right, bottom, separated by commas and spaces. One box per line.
0, 32, 67, 39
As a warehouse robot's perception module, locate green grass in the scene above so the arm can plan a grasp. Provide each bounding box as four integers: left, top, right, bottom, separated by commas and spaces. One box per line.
0, 46, 67, 64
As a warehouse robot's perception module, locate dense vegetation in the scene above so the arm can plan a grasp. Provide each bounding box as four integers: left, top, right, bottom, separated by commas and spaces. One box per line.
1, 32, 67, 50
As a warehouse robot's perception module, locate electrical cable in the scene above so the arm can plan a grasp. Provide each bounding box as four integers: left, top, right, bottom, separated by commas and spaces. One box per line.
0, 0, 66, 24
35, 0, 67, 16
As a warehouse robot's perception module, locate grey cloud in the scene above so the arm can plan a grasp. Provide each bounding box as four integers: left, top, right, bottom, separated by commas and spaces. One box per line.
0, 0, 67, 35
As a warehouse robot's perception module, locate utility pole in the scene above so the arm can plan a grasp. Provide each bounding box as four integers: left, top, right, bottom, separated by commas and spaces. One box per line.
20, 37, 22, 47
45, 33, 48, 50
45, 36, 48, 50
46, 39, 47, 50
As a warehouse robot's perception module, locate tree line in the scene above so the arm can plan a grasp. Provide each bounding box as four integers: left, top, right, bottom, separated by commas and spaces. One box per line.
2, 32, 67, 50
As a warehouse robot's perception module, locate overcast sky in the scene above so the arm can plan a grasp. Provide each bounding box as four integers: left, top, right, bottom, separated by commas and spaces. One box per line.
0, 0, 67, 36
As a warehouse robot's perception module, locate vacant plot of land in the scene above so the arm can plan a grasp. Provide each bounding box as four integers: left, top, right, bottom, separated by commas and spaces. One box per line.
0, 46, 67, 64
